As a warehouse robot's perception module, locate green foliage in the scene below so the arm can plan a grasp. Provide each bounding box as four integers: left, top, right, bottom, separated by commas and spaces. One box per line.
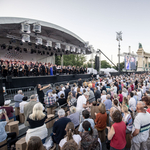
61, 54, 86, 67
101, 60, 111, 68
55, 55, 61, 65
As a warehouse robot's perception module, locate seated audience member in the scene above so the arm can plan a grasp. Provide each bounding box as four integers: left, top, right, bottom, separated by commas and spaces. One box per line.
61, 139, 78, 150
26, 136, 43, 150
78, 110, 95, 133
59, 122, 81, 149
131, 101, 150, 150
24, 94, 37, 126
44, 92, 56, 107
101, 90, 107, 103
67, 93, 77, 107
76, 92, 89, 113
107, 110, 126, 150
52, 109, 71, 144
0, 100, 14, 120
67, 106, 80, 128
14, 90, 24, 108
0, 109, 17, 149
52, 90, 57, 102
142, 96, 150, 113
122, 105, 133, 133
57, 93, 67, 106
90, 101, 99, 120
25, 102, 48, 143
19, 96, 28, 114
80, 121, 100, 150
95, 103, 107, 131
103, 94, 112, 111
118, 90, 123, 103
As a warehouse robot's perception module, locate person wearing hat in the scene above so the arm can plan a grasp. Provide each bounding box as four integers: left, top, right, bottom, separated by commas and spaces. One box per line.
0, 100, 14, 120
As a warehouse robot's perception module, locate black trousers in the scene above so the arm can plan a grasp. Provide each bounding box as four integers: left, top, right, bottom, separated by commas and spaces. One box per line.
7, 132, 17, 147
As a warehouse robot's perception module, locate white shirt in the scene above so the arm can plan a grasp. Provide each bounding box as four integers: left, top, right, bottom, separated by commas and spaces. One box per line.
59, 134, 81, 148
101, 95, 107, 103
137, 91, 142, 101
129, 97, 136, 111
62, 87, 65, 91
113, 86, 117, 93
19, 101, 28, 113
52, 94, 57, 102
76, 95, 87, 112
58, 91, 65, 98
132, 112, 150, 143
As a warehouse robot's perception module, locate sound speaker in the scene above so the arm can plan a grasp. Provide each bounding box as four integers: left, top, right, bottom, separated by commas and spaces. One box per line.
0, 79, 4, 106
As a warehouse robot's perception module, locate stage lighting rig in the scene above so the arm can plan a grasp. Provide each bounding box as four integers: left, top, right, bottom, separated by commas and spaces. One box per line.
22, 34, 30, 42
71, 47, 76, 53
7, 46, 13, 51
36, 37, 42, 45
55, 43, 61, 52
21, 22, 30, 33
33, 22, 41, 33
77, 48, 81, 54
46, 41, 52, 47
65, 45, 70, 51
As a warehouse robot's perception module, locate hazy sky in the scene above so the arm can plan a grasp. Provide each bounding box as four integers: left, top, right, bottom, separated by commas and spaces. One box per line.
0, 0, 150, 64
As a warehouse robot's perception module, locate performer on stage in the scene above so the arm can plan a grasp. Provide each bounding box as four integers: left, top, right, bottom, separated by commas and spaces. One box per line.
50, 65, 53, 75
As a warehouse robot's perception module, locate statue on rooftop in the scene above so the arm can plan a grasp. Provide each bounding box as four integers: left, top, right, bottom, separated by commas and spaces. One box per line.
139, 43, 143, 49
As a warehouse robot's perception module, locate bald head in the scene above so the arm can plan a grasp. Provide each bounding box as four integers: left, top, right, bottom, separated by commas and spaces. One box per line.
136, 101, 145, 112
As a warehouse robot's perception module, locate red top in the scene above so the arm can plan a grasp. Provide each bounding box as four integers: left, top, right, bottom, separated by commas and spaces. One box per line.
110, 121, 126, 149
0, 106, 14, 120
95, 112, 107, 129
92, 83, 95, 88
118, 94, 123, 103
131, 84, 134, 91
147, 108, 150, 113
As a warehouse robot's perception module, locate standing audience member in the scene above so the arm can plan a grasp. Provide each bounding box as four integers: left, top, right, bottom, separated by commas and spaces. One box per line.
122, 105, 133, 133
59, 122, 81, 149
24, 95, 37, 126
46, 84, 53, 96
107, 110, 126, 150
37, 84, 50, 104
104, 94, 112, 111
52, 109, 71, 144
67, 106, 80, 128
80, 121, 100, 150
131, 101, 150, 150
87, 87, 95, 103
78, 110, 95, 133
64, 85, 71, 100
118, 90, 123, 104
95, 103, 107, 131
57, 93, 67, 106
61, 139, 78, 150
142, 96, 150, 113
128, 92, 136, 112
101, 90, 107, 103
94, 87, 101, 102
58, 88, 65, 98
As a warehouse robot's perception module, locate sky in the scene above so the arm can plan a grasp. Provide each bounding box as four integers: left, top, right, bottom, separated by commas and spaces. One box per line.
0, 0, 150, 64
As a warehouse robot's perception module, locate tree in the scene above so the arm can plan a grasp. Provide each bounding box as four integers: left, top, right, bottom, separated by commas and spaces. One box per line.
101, 60, 111, 68
55, 55, 61, 65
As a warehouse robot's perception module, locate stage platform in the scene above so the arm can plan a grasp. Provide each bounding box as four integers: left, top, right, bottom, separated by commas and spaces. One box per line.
1, 74, 92, 89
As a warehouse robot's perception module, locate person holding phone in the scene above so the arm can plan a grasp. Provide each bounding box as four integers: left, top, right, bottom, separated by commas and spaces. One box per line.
0, 109, 17, 149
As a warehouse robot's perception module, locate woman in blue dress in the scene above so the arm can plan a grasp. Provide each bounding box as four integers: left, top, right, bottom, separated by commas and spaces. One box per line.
50, 65, 53, 75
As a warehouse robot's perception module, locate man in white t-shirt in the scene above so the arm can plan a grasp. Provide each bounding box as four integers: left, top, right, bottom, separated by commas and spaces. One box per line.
76, 92, 89, 112
101, 90, 107, 103
131, 101, 150, 150
137, 89, 142, 101
128, 92, 136, 112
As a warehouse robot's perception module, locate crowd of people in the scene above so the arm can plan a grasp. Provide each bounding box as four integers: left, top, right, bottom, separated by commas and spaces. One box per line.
0, 59, 87, 77
1, 73, 150, 150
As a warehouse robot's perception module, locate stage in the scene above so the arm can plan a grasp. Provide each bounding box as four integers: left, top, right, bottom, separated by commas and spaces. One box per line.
1, 74, 92, 89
